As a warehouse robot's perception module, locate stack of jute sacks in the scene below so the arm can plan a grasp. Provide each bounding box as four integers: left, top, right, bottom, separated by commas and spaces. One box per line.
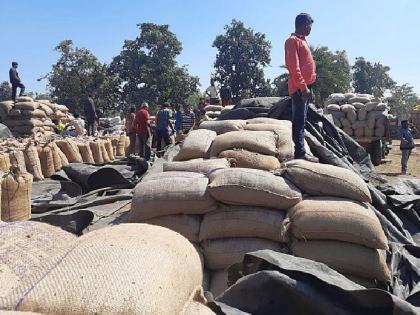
0, 221, 215, 314
325, 93, 390, 138
0, 96, 74, 138
202, 105, 223, 121
129, 117, 391, 297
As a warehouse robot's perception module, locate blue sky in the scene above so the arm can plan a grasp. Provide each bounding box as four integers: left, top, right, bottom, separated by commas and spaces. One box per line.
1, 0, 419, 95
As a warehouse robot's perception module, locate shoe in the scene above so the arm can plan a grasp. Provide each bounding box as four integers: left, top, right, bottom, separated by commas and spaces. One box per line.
401, 170, 407, 175
296, 154, 319, 163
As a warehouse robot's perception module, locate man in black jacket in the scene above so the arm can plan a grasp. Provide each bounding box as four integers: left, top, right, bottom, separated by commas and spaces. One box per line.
9, 62, 25, 102
83, 95, 97, 136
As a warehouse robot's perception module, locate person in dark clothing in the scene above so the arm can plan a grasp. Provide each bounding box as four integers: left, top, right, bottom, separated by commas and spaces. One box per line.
9, 62, 25, 102
220, 85, 232, 107
83, 95, 97, 136
155, 102, 174, 157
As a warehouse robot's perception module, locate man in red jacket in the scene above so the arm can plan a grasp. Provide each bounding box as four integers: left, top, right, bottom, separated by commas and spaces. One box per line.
134, 102, 151, 160
285, 13, 318, 162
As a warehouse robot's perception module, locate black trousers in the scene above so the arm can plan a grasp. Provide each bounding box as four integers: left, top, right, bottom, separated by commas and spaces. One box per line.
12, 83, 25, 101
86, 120, 95, 136
291, 87, 312, 158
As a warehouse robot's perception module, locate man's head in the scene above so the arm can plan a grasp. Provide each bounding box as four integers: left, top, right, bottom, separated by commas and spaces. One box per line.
163, 102, 170, 108
401, 120, 409, 128
12, 62, 18, 68
183, 104, 191, 112
295, 13, 313, 36
141, 102, 149, 109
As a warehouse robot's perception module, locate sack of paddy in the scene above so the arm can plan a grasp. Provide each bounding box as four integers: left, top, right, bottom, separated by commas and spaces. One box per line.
346, 109, 357, 122
219, 149, 280, 171
354, 127, 364, 137
37, 144, 55, 178
202, 238, 287, 270
14, 101, 38, 111
210, 130, 279, 157
204, 105, 223, 112
50, 141, 68, 168
141, 171, 206, 183
142, 214, 201, 243
23, 144, 44, 181
89, 140, 104, 164
129, 176, 217, 221
173, 129, 217, 161
8, 108, 22, 117
0, 223, 204, 315
163, 158, 230, 174
1, 166, 33, 222
104, 139, 115, 161
375, 125, 386, 137
183, 301, 216, 315
343, 126, 353, 136
208, 168, 302, 210
56, 138, 82, 163
115, 135, 126, 157
330, 111, 345, 119
209, 270, 229, 298
99, 140, 111, 163
351, 120, 367, 129
77, 142, 95, 164
348, 96, 371, 104
365, 102, 379, 111
358, 107, 368, 120
340, 118, 351, 128
352, 102, 365, 109
0, 151, 11, 172
291, 240, 391, 282
285, 197, 388, 249
326, 104, 341, 112
8, 150, 27, 172
199, 206, 287, 242
199, 120, 246, 135
365, 127, 374, 137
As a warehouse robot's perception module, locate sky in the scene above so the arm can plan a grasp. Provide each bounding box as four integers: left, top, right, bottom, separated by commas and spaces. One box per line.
1, 0, 419, 95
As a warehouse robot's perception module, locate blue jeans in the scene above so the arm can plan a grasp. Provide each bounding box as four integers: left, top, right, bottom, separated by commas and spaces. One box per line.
291, 91, 309, 158
156, 129, 171, 157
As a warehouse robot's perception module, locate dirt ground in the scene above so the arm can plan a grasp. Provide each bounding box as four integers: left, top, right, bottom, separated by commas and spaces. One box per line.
375, 140, 420, 181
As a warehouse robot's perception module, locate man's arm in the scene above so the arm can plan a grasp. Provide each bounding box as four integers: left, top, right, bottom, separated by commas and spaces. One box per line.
285, 39, 310, 100
10, 69, 20, 83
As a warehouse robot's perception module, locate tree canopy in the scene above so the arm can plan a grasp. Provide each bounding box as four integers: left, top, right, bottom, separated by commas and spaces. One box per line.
213, 19, 272, 101
0, 81, 11, 101
387, 84, 419, 119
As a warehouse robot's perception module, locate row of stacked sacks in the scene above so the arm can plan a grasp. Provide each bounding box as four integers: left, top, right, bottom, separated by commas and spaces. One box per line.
201, 105, 234, 121
325, 92, 390, 137
128, 118, 390, 297
0, 135, 130, 182
0, 96, 74, 138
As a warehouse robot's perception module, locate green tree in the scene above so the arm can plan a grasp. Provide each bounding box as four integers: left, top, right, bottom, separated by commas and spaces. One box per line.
46, 40, 119, 114
272, 73, 289, 97
353, 57, 395, 97
0, 81, 12, 101
213, 19, 271, 101
110, 23, 199, 112
387, 84, 419, 119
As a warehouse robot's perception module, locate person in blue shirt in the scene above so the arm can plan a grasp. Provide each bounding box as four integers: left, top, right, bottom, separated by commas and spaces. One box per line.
156, 102, 174, 157
398, 120, 417, 174
174, 104, 183, 135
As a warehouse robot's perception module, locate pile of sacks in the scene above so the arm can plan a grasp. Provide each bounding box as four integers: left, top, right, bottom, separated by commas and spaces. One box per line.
325, 93, 390, 137
0, 96, 74, 138
202, 105, 231, 121
129, 118, 390, 297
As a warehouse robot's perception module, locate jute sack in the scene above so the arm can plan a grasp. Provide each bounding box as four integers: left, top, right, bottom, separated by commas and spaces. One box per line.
330, 111, 345, 119
183, 301, 216, 315
343, 127, 353, 136
56, 139, 82, 163
340, 118, 351, 128
246, 117, 286, 125
37, 145, 55, 178
115, 135, 126, 156
326, 104, 340, 112
204, 105, 223, 112
99, 140, 111, 163
352, 120, 367, 129
8, 150, 27, 172
129, 177, 217, 221
292, 241, 391, 282
358, 107, 368, 120
285, 197, 388, 249
14, 102, 38, 111
210, 130, 279, 157
141, 171, 206, 183
202, 238, 286, 270
143, 214, 201, 243
104, 140, 115, 161
23, 144, 44, 181
352, 102, 365, 109
0, 151, 11, 172
208, 168, 302, 210
199, 206, 287, 242
209, 270, 228, 298
219, 149, 280, 171
365, 102, 379, 111
333, 118, 342, 128
77, 143, 95, 164
354, 127, 364, 137
346, 109, 357, 122
1, 167, 33, 222
341, 104, 356, 113
51, 141, 68, 167
89, 141, 104, 164
199, 120, 247, 135
174, 129, 217, 161
348, 96, 371, 104
375, 126, 385, 137
0, 311, 43, 314
163, 158, 230, 174
1, 224, 204, 315
16, 96, 34, 102
365, 127, 374, 137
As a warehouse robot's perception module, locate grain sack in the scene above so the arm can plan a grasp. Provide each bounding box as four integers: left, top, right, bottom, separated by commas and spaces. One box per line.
375, 103, 387, 111
8, 150, 27, 172
142, 171, 206, 183
210, 270, 228, 298
376, 116, 386, 128
0, 224, 203, 315
0, 152, 11, 172
208, 168, 302, 210
38, 103, 54, 116
37, 145, 54, 178
326, 104, 340, 112
352, 102, 365, 109
1, 167, 33, 222
330, 111, 345, 119
292, 241, 391, 282
51, 141, 68, 167
344, 92, 356, 99
104, 140, 115, 161
327, 93, 346, 103
219, 149, 280, 171
163, 158, 230, 174
283, 160, 371, 202
341, 104, 355, 113
343, 127, 353, 136
183, 302, 216, 315
348, 96, 370, 104
210, 130, 278, 157
174, 129, 217, 161
358, 107, 368, 120
340, 118, 351, 128
204, 105, 223, 112
143, 214, 201, 243
375, 126, 385, 137
286, 197, 388, 249
22, 109, 46, 119
365, 102, 379, 111
116, 135, 126, 156
129, 177, 217, 221
77, 143, 95, 164
89, 141, 104, 164
8, 108, 21, 117
56, 139, 82, 163
199, 120, 246, 135
333, 118, 342, 128
245, 117, 284, 125
99, 140, 111, 163
16, 96, 34, 102
352, 120, 367, 129
202, 238, 286, 270
15, 102, 38, 111
346, 109, 357, 121
365, 127, 374, 137
354, 127, 364, 137
23, 144, 44, 181
0, 100, 14, 113
199, 206, 287, 242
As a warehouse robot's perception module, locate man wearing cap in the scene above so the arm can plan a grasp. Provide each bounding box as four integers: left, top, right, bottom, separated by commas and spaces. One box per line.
9, 62, 25, 102
284, 13, 318, 162
134, 102, 151, 160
